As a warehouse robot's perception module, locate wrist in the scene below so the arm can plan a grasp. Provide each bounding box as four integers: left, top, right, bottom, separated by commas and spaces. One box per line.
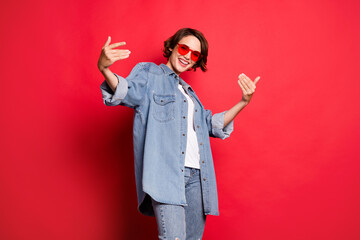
99, 65, 109, 74
240, 98, 250, 105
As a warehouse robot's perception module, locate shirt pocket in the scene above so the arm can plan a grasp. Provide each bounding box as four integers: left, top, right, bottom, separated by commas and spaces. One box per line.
152, 94, 176, 122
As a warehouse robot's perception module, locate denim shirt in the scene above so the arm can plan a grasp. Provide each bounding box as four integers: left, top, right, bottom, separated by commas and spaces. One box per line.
100, 63, 234, 216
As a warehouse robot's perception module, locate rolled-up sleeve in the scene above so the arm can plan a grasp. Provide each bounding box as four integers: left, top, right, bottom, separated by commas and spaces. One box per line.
205, 110, 234, 139
100, 74, 129, 106
100, 62, 149, 108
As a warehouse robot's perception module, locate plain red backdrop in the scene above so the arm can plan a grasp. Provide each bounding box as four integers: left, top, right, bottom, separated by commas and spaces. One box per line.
1, 0, 359, 239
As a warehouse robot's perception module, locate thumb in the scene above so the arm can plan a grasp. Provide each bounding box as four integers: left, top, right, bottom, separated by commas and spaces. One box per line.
104, 36, 111, 47
254, 76, 260, 85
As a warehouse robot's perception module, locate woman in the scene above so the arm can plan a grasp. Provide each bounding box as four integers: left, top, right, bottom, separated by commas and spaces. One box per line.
98, 28, 259, 240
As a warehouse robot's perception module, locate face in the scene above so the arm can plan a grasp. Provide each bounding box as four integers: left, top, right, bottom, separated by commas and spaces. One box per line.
166, 35, 201, 75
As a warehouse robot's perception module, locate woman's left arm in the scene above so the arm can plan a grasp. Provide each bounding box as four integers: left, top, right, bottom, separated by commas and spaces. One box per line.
224, 73, 260, 127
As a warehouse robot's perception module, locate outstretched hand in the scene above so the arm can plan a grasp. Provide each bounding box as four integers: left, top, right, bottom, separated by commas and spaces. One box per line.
238, 73, 260, 104
97, 36, 131, 72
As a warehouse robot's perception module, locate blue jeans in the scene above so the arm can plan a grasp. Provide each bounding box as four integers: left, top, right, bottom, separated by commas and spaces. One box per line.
152, 167, 206, 240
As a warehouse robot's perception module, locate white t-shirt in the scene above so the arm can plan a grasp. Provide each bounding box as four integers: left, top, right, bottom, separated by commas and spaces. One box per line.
178, 84, 200, 169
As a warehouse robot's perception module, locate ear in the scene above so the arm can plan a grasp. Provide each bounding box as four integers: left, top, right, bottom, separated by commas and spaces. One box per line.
169, 48, 173, 51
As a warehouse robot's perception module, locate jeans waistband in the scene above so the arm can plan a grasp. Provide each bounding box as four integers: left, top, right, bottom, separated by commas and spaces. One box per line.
184, 166, 200, 176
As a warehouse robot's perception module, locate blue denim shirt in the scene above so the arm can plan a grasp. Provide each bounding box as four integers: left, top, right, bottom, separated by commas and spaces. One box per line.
100, 63, 234, 216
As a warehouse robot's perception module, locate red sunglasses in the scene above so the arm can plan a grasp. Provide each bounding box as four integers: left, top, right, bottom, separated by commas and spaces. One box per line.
177, 43, 202, 62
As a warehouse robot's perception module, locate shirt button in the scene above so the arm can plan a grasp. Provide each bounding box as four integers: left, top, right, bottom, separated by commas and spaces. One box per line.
203, 178, 206, 181
184, 100, 186, 102
183, 116, 186, 119
197, 125, 199, 128
181, 169, 184, 172
200, 142, 203, 146
195, 109, 198, 112
182, 152, 184, 154
202, 160, 205, 163
183, 133, 185, 136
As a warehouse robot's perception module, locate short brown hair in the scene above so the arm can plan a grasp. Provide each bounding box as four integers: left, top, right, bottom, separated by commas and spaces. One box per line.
163, 28, 208, 72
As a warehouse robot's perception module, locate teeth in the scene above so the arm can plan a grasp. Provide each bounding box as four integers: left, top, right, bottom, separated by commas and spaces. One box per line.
179, 59, 188, 65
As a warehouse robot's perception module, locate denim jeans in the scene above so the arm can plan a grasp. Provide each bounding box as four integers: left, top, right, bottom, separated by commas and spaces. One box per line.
152, 167, 206, 240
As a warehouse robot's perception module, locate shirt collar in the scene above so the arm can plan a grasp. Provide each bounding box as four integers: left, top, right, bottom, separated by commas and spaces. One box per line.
159, 63, 177, 77
179, 78, 193, 92
159, 63, 194, 92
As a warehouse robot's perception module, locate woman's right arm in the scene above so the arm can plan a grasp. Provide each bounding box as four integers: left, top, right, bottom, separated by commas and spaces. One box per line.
97, 36, 131, 92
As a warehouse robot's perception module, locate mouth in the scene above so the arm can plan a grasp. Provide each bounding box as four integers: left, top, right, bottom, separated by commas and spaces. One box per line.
178, 58, 189, 67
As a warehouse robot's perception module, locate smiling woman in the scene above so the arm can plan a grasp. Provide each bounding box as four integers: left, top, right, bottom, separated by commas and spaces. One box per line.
166, 35, 202, 74
163, 28, 208, 72
97, 27, 260, 239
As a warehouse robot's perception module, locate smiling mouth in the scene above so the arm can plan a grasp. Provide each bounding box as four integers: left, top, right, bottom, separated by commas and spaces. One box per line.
178, 58, 189, 67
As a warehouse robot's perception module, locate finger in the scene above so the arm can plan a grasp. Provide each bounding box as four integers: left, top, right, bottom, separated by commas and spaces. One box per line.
111, 49, 131, 55
241, 74, 256, 89
241, 73, 250, 80
238, 79, 249, 94
109, 42, 126, 49
254, 76, 260, 85
114, 55, 130, 61
114, 53, 131, 59
113, 50, 131, 57
239, 80, 251, 96
244, 78, 256, 93
240, 73, 253, 83
239, 76, 251, 93
104, 36, 111, 48
237, 80, 247, 94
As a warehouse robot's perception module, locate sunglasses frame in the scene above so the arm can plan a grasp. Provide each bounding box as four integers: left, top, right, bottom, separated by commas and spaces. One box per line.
177, 43, 202, 62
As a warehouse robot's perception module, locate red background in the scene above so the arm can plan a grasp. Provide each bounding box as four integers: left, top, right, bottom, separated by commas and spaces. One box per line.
1, 0, 359, 239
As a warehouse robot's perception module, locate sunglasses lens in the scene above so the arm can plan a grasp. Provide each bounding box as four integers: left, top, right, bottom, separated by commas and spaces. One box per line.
178, 44, 190, 55
191, 51, 201, 61
177, 44, 201, 62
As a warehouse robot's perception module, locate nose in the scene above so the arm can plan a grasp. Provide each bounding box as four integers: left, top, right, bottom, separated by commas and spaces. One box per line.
184, 51, 191, 60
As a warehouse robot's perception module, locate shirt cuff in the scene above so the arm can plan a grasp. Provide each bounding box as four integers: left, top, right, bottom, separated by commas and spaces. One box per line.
211, 111, 234, 140
100, 73, 129, 106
